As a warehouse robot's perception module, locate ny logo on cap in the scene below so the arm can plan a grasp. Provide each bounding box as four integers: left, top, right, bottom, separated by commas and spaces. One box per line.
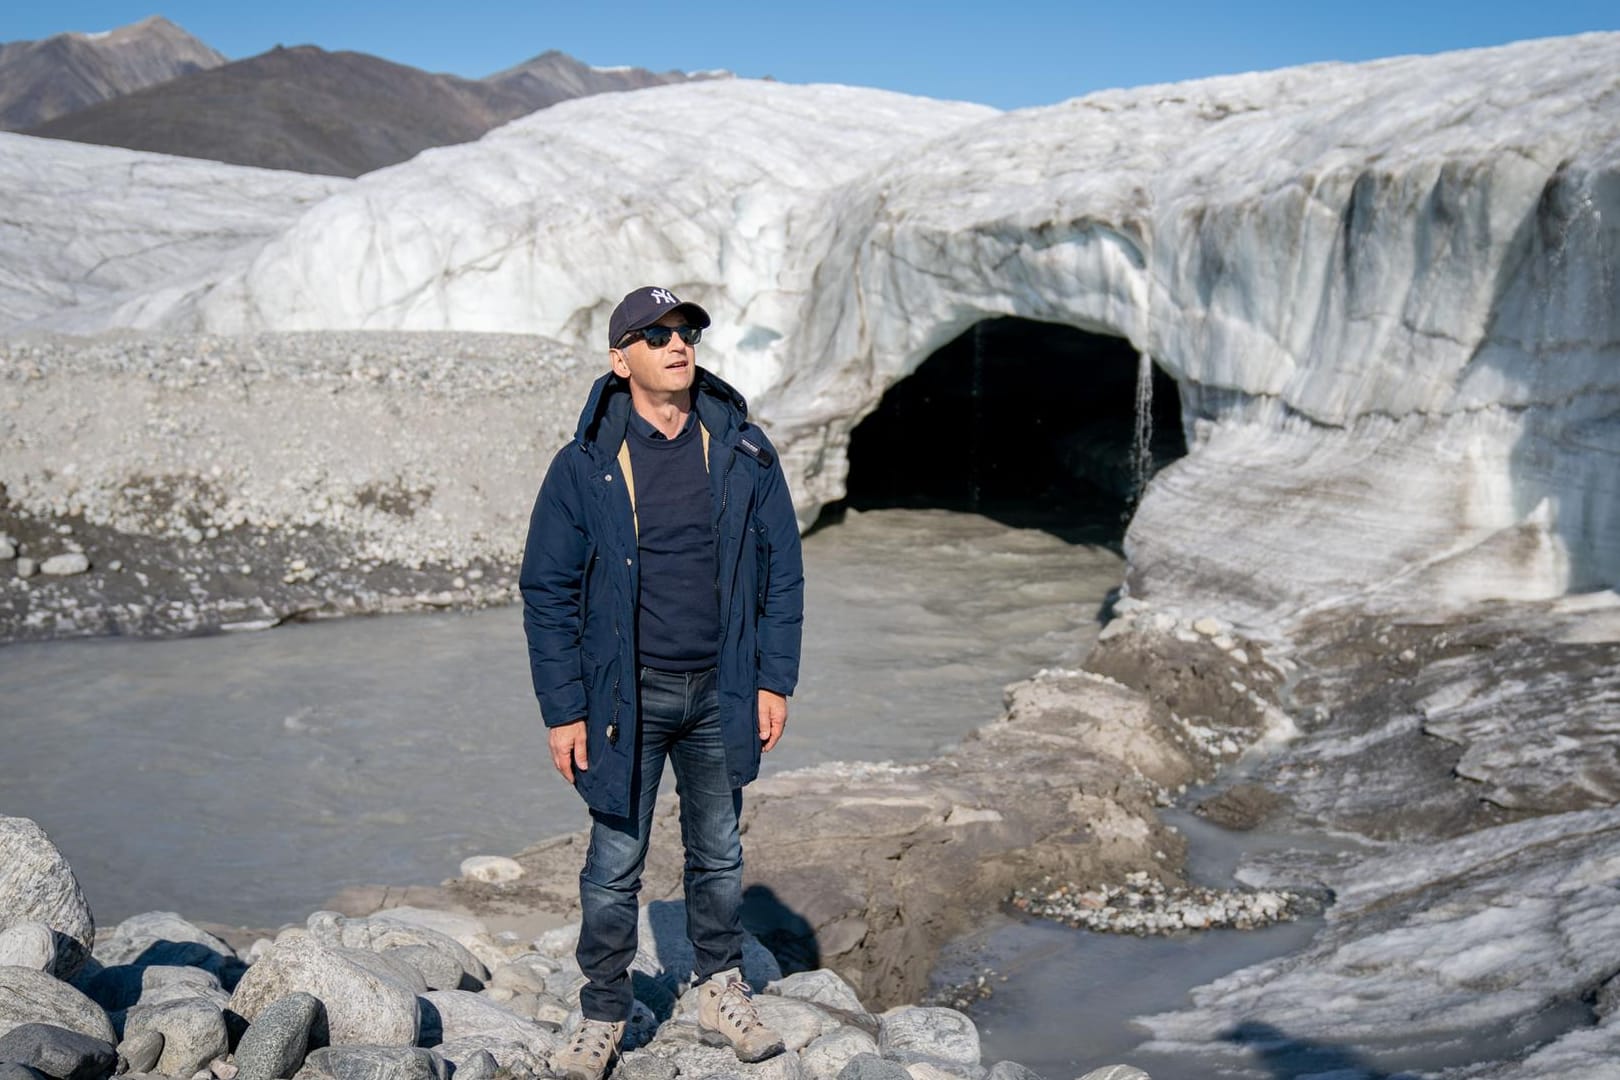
650, 288, 678, 306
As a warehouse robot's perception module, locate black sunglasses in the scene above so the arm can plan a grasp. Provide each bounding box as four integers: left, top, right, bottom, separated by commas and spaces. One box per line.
620, 324, 702, 349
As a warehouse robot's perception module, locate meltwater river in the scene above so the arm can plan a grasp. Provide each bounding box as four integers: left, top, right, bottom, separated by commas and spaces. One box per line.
0, 507, 1123, 929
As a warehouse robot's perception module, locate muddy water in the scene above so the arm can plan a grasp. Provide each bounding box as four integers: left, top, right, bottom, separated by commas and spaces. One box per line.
0, 507, 1123, 928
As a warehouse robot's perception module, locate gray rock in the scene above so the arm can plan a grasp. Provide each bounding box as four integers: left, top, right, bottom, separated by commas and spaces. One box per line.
90, 913, 240, 986
336, 951, 426, 998
801, 1028, 880, 1080
233, 992, 320, 1080
15, 557, 37, 579
750, 996, 836, 1051
137, 966, 228, 1009
0, 536, 15, 560
657, 1033, 802, 1080
116, 1030, 165, 1074
877, 1008, 980, 1069
227, 938, 418, 1048
0, 1022, 116, 1080
445, 1049, 495, 1080
613, 1050, 678, 1080
766, 971, 868, 1018
987, 1063, 1046, 1080
1075, 1069, 1149, 1080
432, 1038, 541, 1078
417, 992, 556, 1061
297, 1046, 444, 1080
0, 1065, 46, 1080
0, 818, 95, 980
304, 916, 484, 988
0, 925, 57, 973
836, 1054, 909, 1080
485, 964, 545, 997
379, 948, 460, 993
124, 997, 228, 1077
40, 554, 90, 577
0, 966, 116, 1044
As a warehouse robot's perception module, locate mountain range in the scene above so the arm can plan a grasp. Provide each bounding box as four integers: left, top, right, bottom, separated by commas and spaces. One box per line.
1, 17, 725, 176
0, 15, 223, 130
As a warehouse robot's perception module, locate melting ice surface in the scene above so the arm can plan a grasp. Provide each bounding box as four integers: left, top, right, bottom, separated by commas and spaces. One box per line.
0, 507, 1123, 928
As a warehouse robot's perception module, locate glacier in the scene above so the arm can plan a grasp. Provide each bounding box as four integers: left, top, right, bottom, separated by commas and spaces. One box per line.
6, 30, 1620, 1079
0, 133, 347, 327
24, 35, 1620, 624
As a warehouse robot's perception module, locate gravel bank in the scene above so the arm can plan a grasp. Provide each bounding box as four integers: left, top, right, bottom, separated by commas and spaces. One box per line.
1, 331, 598, 641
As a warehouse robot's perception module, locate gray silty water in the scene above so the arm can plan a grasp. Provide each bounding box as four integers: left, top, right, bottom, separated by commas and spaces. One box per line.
0, 507, 1122, 928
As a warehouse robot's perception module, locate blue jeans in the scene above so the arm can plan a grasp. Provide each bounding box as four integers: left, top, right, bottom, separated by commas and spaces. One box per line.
577, 666, 745, 1021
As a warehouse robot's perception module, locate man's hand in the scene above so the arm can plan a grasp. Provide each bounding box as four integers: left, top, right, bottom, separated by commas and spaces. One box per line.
549, 720, 589, 783
758, 690, 787, 752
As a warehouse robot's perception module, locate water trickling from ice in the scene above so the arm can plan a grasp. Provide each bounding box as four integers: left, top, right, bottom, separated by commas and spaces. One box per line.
1131, 350, 1154, 505
971, 321, 986, 511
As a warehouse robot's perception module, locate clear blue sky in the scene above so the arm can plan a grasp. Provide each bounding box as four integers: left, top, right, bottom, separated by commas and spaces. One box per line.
5, 2, 1616, 109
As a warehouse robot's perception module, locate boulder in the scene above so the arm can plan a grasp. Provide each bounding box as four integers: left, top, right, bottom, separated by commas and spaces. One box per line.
0, 966, 116, 1043
296, 1046, 444, 1080
380, 947, 460, 993
0, 1022, 116, 1080
0, 818, 95, 979
750, 996, 837, 1051
304, 914, 485, 987
446, 1049, 496, 1080
227, 938, 418, 1047
115, 1029, 164, 1074
767, 970, 869, 1018
986, 1063, 1045, 1080
417, 991, 557, 1061
137, 966, 229, 1009
233, 992, 320, 1080
0, 925, 57, 973
1076, 1069, 1149, 1080
801, 1028, 881, 1080
89, 913, 240, 988
877, 1008, 980, 1071
836, 1054, 910, 1080
124, 997, 229, 1077
433, 1038, 543, 1078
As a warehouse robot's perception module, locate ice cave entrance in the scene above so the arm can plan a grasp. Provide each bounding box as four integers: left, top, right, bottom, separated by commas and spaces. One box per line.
840, 317, 1186, 543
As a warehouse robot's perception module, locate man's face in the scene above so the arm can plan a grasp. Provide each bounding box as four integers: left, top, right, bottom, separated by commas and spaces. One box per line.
611, 311, 696, 397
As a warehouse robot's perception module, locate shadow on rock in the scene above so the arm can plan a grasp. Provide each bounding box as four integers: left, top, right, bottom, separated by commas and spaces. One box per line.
741, 884, 820, 975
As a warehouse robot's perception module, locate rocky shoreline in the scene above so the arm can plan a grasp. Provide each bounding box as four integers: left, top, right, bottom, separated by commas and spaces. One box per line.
1, 814, 1150, 1080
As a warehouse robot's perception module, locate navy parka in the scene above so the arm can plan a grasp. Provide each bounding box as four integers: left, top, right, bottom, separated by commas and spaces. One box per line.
520, 367, 805, 818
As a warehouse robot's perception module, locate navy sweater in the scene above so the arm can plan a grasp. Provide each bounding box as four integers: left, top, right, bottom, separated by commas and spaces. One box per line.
626, 410, 720, 670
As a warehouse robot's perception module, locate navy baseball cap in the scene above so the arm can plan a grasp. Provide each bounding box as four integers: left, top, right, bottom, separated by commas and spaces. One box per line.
608, 286, 711, 348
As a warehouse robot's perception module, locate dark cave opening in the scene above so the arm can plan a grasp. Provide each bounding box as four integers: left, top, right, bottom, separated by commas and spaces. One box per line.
836, 317, 1187, 545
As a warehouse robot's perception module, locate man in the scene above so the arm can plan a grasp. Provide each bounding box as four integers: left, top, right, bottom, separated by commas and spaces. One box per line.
521, 286, 805, 1077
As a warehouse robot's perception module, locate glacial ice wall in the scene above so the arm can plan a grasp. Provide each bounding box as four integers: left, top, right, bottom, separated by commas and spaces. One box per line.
0, 133, 347, 328
20, 35, 1620, 625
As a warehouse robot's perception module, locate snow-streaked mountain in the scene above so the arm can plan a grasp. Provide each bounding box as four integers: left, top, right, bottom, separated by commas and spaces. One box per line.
23, 43, 726, 178
482, 48, 728, 108
0, 133, 347, 327
0, 15, 224, 130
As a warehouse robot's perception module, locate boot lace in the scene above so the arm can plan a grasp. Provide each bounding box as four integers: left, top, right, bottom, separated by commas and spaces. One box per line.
715, 977, 764, 1033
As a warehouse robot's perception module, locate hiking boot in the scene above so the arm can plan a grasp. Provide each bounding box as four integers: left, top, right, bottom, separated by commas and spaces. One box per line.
696, 968, 784, 1062
552, 1017, 625, 1080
